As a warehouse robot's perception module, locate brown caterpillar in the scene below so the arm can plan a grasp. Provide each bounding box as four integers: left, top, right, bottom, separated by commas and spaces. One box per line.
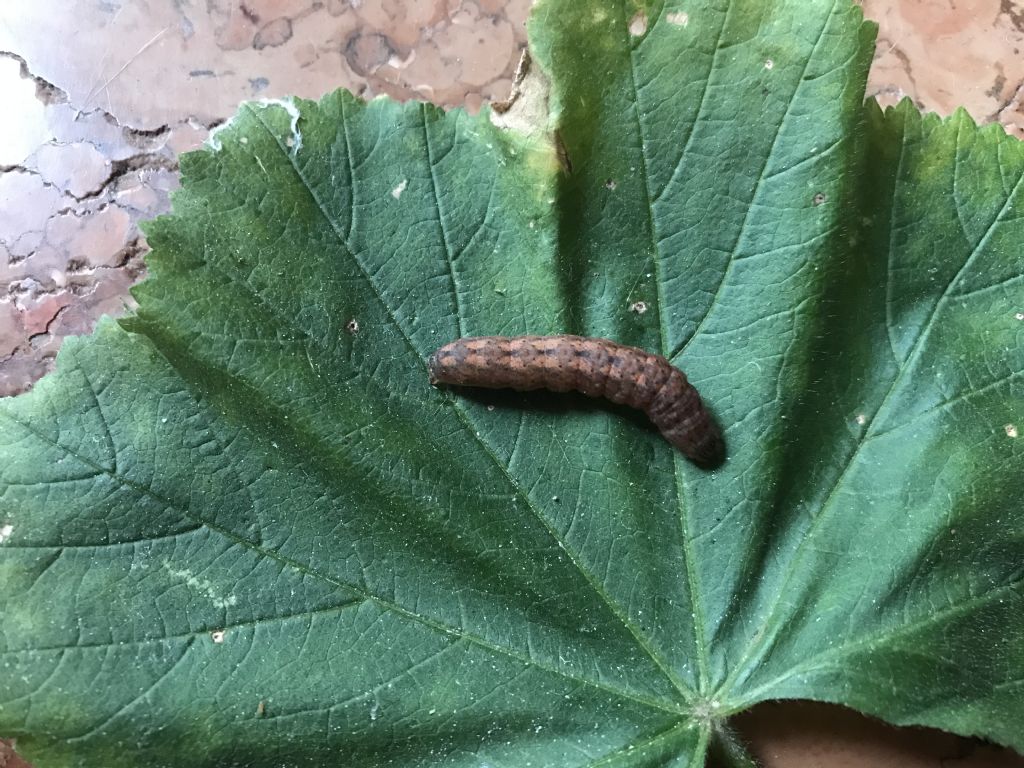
429, 335, 724, 467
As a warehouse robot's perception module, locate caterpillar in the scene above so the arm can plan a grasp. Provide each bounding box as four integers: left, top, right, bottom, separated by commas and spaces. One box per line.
429, 335, 724, 467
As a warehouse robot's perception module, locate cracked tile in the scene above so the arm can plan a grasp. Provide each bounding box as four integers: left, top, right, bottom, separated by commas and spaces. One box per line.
0, 0, 534, 393
0, 171, 64, 259
20, 291, 72, 336
33, 142, 111, 199
862, 0, 1024, 138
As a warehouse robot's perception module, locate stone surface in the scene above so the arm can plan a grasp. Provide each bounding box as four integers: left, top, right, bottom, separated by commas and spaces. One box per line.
862, 0, 1024, 139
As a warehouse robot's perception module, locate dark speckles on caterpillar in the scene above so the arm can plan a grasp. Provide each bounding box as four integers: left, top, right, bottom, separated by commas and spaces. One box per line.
428, 335, 724, 467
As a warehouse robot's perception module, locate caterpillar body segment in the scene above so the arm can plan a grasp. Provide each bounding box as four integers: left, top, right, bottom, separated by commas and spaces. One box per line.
429, 335, 724, 467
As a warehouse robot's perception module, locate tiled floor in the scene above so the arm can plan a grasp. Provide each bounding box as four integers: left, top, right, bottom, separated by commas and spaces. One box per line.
1, 2, 1023, 765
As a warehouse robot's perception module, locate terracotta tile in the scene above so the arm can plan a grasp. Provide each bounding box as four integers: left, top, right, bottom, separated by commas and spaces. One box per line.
730, 701, 1024, 768
862, 0, 1024, 138
33, 143, 111, 199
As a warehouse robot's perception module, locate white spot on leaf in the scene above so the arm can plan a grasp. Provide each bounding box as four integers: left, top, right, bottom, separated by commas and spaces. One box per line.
666, 11, 689, 26
1006, 424, 1019, 438
391, 179, 408, 199
0, 524, 13, 544
629, 11, 648, 36
163, 562, 238, 608
211, 630, 226, 643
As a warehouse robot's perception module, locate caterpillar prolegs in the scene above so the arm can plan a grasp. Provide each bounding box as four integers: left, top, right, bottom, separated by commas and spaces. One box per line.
429, 335, 724, 467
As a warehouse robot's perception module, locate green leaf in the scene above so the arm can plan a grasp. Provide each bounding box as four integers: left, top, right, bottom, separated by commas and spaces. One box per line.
1, 0, 1022, 765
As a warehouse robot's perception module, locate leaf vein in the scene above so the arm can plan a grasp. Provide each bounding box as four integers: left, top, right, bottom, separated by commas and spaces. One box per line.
248, 100, 693, 708
621, 0, 706, 698
66, 637, 196, 744
0, 407, 683, 715
718, 120, 1024, 699
668, 0, 840, 365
